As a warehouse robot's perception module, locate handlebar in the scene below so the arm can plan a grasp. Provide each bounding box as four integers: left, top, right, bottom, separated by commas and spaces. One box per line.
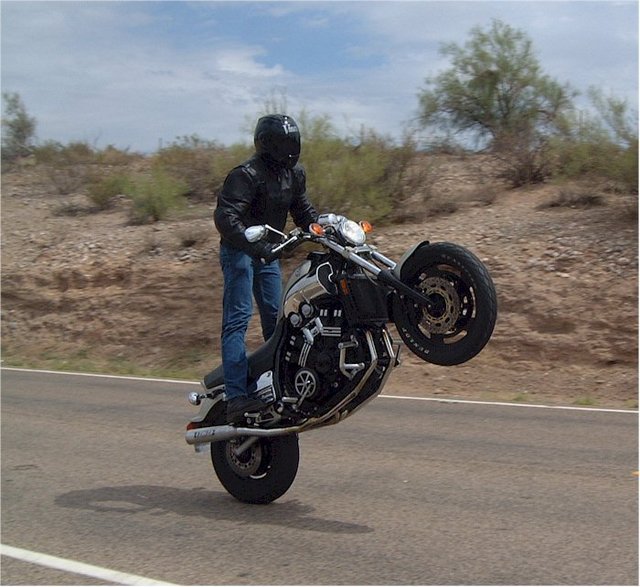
244, 220, 395, 275
243, 221, 432, 308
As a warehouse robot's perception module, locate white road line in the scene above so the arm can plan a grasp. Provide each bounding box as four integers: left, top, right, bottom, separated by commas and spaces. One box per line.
0, 544, 178, 586
2, 366, 637, 414
377, 394, 638, 414
0, 366, 197, 385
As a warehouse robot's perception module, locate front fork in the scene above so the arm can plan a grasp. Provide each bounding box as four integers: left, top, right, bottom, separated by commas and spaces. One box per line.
319, 239, 435, 311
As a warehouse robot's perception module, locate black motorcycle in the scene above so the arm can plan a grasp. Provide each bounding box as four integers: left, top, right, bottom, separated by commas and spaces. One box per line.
185, 214, 497, 503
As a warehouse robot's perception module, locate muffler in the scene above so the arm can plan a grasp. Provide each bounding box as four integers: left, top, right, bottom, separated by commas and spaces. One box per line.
185, 424, 301, 445
186, 330, 390, 447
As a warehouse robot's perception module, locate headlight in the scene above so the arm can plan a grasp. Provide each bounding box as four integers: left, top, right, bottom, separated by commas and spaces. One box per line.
339, 218, 366, 246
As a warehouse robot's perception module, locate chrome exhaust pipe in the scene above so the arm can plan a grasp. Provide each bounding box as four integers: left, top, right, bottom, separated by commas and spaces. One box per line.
185, 424, 301, 445
186, 328, 393, 447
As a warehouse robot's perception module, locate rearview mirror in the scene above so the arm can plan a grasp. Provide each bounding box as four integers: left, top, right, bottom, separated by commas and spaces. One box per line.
244, 225, 267, 243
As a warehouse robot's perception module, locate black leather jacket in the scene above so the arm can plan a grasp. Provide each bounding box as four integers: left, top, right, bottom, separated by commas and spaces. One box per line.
214, 154, 318, 257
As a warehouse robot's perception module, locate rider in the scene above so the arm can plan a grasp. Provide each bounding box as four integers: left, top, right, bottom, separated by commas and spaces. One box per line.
214, 114, 318, 422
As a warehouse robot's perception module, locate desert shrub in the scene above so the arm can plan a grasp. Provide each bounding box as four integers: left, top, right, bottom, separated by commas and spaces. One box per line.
297, 113, 416, 223
33, 140, 142, 197
548, 89, 638, 194
199, 109, 415, 223
548, 127, 638, 193
555, 139, 637, 194
33, 140, 95, 166
32, 140, 96, 194
32, 141, 66, 165
538, 187, 605, 210
86, 173, 129, 210
466, 185, 499, 207
95, 145, 140, 167
493, 130, 553, 187
124, 168, 188, 224
154, 135, 253, 202
209, 142, 253, 192
53, 202, 89, 217
426, 198, 460, 217
176, 224, 210, 249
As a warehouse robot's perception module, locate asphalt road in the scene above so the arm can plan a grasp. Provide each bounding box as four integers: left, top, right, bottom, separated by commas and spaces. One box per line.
1, 368, 637, 585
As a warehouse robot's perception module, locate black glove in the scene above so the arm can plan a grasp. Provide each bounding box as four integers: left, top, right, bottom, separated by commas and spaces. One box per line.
252, 241, 279, 264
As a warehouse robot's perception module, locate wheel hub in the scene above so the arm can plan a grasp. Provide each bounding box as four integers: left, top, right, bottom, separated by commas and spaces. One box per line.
419, 276, 460, 334
226, 439, 263, 477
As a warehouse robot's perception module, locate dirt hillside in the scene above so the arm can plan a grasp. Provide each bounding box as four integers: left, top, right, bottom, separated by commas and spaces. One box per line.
1, 155, 637, 409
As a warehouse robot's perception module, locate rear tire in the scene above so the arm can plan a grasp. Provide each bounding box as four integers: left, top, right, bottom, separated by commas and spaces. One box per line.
211, 434, 300, 504
392, 242, 497, 365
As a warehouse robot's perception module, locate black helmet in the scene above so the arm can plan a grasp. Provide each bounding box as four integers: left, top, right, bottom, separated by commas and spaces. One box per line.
254, 114, 301, 169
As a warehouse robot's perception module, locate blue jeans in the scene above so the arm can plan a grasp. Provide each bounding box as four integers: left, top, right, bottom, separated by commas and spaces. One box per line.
219, 242, 282, 400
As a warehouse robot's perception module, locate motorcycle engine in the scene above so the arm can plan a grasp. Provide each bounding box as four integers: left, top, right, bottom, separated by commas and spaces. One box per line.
280, 298, 370, 416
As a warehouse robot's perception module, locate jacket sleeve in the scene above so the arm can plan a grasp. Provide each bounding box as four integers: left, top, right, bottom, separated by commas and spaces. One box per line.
214, 167, 261, 256
289, 166, 318, 230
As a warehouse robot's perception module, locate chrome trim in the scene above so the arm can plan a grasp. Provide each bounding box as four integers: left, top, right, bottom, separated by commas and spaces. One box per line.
299, 342, 312, 367
345, 328, 398, 418
371, 250, 397, 270
317, 238, 383, 276
186, 329, 380, 445
282, 262, 333, 317
338, 337, 365, 380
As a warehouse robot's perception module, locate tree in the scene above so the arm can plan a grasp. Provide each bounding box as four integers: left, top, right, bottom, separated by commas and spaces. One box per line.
1, 92, 37, 163
418, 20, 575, 182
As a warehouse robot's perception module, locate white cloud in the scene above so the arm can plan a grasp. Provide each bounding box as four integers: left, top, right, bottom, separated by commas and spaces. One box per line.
1, 2, 299, 149
214, 47, 287, 78
1, 1, 637, 152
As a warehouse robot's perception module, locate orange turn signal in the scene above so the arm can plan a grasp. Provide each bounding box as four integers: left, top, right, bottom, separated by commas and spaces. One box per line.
309, 223, 325, 236
360, 220, 373, 233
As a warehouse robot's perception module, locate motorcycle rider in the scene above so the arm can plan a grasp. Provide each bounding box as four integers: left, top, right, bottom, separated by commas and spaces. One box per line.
214, 114, 318, 422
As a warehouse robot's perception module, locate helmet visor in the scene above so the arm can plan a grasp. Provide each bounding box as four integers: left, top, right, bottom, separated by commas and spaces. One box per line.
270, 133, 301, 168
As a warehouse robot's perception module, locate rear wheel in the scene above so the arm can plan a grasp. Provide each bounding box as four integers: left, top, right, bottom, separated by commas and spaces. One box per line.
211, 434, 299, 504
392, 242, 497, 365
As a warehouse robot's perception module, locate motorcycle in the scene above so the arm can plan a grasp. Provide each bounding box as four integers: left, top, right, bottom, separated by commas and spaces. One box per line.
185, 214, 497, 504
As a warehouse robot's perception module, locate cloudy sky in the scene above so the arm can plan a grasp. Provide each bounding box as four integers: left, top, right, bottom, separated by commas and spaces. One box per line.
1, 0, 637, 152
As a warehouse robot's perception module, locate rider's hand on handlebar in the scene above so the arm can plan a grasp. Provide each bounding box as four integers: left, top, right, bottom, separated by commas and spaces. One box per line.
254, 242, 279, 264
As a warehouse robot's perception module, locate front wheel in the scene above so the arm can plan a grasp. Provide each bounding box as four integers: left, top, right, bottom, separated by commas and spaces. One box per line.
392, 242, 497, 366
211, 434, 300, 504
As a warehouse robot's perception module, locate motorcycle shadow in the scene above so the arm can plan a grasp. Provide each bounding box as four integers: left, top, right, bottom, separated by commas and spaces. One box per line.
55, 484, 373, 535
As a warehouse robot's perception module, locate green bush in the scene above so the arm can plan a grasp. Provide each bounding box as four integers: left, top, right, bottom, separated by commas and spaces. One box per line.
32, 140, 95, 166
32, 140, 96, 194
549, 133, 638, 194
297, 113, 415, 223
152, 116, 416, 224
124, 169, 188, 224
209, 142, 253, 192
86, 173, 129, 210
153, 135, 253, 202
548, 89, 638, 193
538, 187, 605, 210
95, 145, 140, 167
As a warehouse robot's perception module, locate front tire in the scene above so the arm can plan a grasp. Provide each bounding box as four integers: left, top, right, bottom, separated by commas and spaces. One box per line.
392, 242, 497, 366
211, 434, 300, 504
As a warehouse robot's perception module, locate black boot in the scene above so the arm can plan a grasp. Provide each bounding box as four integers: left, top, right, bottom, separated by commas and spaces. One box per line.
226, 396, 266, 423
